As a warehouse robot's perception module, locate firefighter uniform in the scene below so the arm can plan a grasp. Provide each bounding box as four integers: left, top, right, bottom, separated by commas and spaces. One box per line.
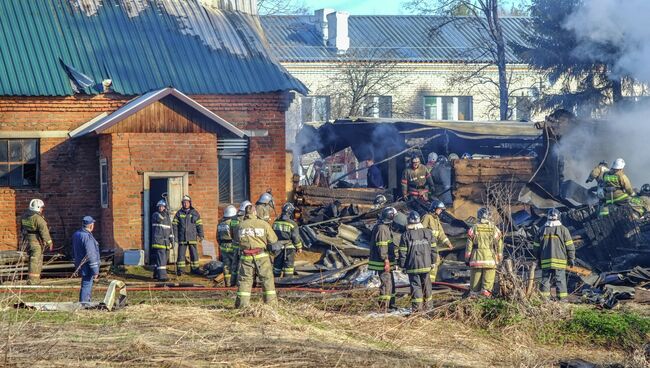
20, 210, 52, 283
465, 220, 503, 296
533, 221, 575, 300
272, 215, 303, 277
401, 165, 435, 199
369, 222, 397, 309
172, 207, 204, 273
600, 170, 634, 216
217, 217, 240, 286
256, 203, 273, 223
399, 223, 435, 310
234, 214, 278, 308
421, 213, 451, 282
587, 163, 608, 185
151, 209, 173, 280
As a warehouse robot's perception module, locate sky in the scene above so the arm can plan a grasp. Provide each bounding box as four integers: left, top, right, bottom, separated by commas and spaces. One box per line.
302, 0, 406, 15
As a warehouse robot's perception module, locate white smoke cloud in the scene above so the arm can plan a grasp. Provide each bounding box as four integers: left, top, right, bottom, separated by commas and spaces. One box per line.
556, 0, 650, 187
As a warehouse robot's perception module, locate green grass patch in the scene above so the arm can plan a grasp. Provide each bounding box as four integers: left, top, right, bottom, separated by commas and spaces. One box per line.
564, 307, 650, 349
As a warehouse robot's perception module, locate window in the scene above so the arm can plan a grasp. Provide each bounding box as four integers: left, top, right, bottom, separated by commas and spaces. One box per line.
218, 139, 249, 204
100, 158, 108, 208
362, 96, 392, 118
423, 96, 473, 120
0, 139, 38, 187
512, 96, 532, 121
301, 96, 331, 122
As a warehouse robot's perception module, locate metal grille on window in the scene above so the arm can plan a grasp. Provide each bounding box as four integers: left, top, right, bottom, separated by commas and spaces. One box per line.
0, 139, 38, 187
218, 139, 249, 205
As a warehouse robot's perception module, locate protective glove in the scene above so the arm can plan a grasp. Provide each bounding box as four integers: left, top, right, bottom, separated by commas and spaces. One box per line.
568, 259, 576, 268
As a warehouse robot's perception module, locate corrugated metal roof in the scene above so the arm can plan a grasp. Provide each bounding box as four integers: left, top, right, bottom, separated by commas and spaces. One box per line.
260, 15, 533, 63
0, 0, 306, 96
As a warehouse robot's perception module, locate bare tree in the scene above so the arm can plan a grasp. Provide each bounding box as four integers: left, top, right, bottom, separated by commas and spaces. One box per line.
405, 0, 520, 120
318, 48, 410, 119
257, 0, 308, 15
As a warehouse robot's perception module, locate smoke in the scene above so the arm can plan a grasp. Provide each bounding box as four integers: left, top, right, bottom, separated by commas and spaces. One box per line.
555, 0, 650, 187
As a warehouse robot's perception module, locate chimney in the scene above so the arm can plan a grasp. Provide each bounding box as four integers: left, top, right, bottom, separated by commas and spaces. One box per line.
314, 9, 335, 46
327, 11, 350, 53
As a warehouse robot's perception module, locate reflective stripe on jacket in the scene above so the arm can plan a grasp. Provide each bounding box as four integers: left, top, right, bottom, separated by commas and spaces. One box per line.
401, 165, 434, 196
234, 214, 278, 251
272, 216, 303, 250
217, 218, 240, 251
20, 210, 52, 246
399, 224, 434, 274
172, 207, 204, 244
421, 213, 451, 248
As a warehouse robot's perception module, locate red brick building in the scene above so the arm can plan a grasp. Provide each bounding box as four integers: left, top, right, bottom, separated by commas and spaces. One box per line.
0, 0, 306, 258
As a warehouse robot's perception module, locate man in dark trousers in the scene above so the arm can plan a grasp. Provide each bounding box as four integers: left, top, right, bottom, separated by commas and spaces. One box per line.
368, 207, 398, 311
151, 199, 173, 281
272, 202, 303, 277
217, 205, 240, 286
534, 208, 575, 301
72, 216, 100, 303
366, 158, 384, 189
400, 211, 435, 311
173, 195, 204, 275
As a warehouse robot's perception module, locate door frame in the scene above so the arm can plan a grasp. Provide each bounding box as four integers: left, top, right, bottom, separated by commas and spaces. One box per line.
143, 172, 189, 260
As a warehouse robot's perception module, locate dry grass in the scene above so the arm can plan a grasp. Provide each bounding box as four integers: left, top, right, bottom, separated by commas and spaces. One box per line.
0, 285, 640, 368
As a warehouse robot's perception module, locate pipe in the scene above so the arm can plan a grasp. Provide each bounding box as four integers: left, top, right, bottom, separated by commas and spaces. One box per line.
431, 281, 469, 292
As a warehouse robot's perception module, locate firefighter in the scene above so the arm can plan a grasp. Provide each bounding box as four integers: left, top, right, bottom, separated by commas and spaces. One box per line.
533, 208, 575, 301
426, 152, 438, 172
151, 200, 173, 281
217, 205, 240, 286
369, 207, 398, 311
465, 208, 503, 297
238, 200, 252, 221
255, 192, 274, 223
72, 216, 100, 303
399, 211, 435, 311
401, 156, 435, 200
20, 199, 53, 284
600, 158, 635, 216
312, 160, 330, 188
272, 202, 303, 277
422, 200, 452, 282
233, 204, 278, 308
172, 195, 204, 275
586, 160, 609, 185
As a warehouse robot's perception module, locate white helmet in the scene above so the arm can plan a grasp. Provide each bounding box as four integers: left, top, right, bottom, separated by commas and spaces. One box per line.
156, 200, 167, 208
29, 199, 44, 212
612, 158, 625, 170
427, 152, 438, 163
239, 200, 252, 212
224, 205, 237, 218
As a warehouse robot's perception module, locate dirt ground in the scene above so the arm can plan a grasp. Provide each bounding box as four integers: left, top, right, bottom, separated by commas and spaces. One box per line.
0, 277, 638, 368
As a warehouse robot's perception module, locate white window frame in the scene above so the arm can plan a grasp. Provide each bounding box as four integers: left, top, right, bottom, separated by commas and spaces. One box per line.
512, 95, 532, 121
423, 96, 473, 121
362, 96, 392, 118
99, 158, 108, 208
301, 95, 331, 123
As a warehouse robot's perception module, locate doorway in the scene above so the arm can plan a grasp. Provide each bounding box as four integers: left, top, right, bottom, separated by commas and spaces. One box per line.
143, 172, 188, 262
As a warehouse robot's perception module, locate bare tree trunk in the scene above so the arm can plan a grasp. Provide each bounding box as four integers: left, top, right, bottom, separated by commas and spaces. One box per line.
487, 0, 510, 120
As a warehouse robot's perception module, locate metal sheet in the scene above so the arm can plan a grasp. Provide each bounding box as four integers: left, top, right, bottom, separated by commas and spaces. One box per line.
0, 0, 306, 96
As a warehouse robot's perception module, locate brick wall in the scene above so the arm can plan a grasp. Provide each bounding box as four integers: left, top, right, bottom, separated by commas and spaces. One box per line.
0, 92, 289, 251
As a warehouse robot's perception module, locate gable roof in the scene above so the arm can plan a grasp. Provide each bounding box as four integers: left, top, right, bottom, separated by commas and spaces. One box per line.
260, 15, 532, 63
0, 0, 307, 96
69, 87, 245, 138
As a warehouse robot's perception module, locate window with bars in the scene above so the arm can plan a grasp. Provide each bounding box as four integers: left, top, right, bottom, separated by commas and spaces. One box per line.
423, 96, 473, 120
301, 96, 331, 122
218, 139, 249, 205
0, 139, 38, 187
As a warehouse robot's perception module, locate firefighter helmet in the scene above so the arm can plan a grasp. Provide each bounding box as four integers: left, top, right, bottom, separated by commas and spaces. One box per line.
427, 152, 438, 163
224, 205, 237, 218
641, 184, 650, 194
239, 200, 252, 212
373, 194, 387, 206
181, 195, 191, 202
477, 207, 490, 220
29, 199, 44, 212
430, 200, 446, 212
449, 153, 460, 160
258, 192, 273, 204
407, 211, 421, 224
156, 200, 167, 208
411, 156, 421, 164
547, 208, 560, 220
282, 202, 295, 216
612, 158, 625, 170
380, 207, 397, 223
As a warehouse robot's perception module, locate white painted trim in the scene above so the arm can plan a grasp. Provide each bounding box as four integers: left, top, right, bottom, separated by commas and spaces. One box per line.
0, 131, 70, 138
142, 172, 189, 261
99, 158, 108, 209
68, 112, 108, 138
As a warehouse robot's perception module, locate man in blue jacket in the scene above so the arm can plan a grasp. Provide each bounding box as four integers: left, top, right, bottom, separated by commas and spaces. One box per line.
72, 216, 100, 303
